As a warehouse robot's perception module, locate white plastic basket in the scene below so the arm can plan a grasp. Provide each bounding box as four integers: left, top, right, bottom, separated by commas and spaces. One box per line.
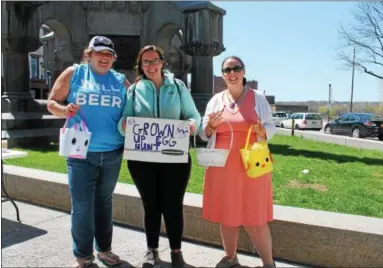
195, 121, 233, 168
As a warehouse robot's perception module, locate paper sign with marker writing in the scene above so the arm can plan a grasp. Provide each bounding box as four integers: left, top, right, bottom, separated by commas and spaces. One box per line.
123, 117, 191, 163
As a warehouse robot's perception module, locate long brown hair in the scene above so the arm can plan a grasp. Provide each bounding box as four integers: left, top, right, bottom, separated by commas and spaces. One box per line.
134, 45, 165, 83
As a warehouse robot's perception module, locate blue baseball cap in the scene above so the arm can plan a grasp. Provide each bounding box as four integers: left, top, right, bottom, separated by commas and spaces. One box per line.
88, 36, 116, 56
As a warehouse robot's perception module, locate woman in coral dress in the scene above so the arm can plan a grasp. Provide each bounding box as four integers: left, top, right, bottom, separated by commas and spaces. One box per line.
199, 56, 277, 268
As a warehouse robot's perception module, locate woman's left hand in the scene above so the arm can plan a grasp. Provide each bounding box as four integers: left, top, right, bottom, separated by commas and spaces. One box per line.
190, 121, 196, 135
253, 120, 267, 140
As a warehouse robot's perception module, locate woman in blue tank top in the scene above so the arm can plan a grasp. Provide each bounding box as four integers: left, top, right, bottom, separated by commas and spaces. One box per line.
118, 45, 201, 268
47, 36, 130, 268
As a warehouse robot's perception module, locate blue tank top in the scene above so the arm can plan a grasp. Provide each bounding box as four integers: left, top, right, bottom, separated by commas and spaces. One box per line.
67, 64, 127, 152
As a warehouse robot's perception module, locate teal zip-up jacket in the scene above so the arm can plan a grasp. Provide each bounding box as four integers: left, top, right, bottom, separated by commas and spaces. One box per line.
118, 72, 201, 136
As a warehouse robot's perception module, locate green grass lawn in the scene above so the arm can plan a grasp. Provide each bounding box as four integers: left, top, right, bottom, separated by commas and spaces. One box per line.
4, 135, 383, 218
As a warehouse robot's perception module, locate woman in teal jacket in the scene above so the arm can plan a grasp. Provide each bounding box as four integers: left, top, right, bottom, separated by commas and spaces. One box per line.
118, 45, 201, 268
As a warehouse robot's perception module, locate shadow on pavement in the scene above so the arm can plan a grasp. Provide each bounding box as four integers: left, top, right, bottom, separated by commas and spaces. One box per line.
155, 260, 196, 268
114, 260, 136, 268
1, 217, 48, 249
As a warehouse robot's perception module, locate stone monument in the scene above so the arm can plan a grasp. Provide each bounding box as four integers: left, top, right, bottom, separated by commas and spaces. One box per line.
1, 1, 226, 147
178, 2, 226, 112
1, 1, 48, 113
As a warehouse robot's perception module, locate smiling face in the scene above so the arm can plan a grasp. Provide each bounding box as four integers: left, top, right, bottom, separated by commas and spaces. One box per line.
222, 58, 245, 87
88, 50, 115, 75
254, 153, 272, 169
140, 50, 163, 81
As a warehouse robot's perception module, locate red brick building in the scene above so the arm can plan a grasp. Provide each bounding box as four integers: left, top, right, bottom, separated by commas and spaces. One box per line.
212, 75, 275, 108
213, 75, 258, 93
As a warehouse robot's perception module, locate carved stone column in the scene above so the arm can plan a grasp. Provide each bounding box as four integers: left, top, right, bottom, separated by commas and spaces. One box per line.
165, 48, 189, 84
1, 2, 46, 113
1, 50, 32, 112
189, 56, 213, 112
1, 2, 56, 148
179, 3, 226, 114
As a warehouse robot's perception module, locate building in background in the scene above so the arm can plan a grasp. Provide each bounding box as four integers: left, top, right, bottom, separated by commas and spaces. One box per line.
1, 25, 50, 99
213, 75, 258, 93
28, 25, 51, 100
212, 75, 276, 110
274, 104, 309, 113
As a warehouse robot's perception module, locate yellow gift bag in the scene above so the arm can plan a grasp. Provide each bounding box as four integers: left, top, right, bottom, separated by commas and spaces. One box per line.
240, 125, 273, 178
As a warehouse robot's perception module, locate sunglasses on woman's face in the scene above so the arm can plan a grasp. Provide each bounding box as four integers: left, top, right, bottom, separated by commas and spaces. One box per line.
222, 65, 243, 74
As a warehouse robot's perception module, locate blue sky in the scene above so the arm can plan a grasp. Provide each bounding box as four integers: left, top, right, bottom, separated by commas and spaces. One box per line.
211, 1, 382, 102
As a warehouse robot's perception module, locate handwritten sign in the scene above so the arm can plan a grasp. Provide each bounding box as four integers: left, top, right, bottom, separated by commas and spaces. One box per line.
123, 117, 191, 163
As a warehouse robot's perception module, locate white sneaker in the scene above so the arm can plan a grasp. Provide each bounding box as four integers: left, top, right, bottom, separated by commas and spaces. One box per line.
142, 249, 160, 268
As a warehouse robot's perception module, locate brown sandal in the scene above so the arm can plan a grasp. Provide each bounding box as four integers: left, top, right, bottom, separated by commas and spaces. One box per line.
97, 251, 121, 266
73, 255, 95, 268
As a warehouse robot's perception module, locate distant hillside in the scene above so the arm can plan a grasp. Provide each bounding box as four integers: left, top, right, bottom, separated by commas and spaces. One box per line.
276, 101, 382, 105
275, 101, 383, 117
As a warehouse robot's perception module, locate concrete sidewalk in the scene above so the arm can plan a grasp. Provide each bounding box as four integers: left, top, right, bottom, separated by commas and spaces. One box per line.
1, 201, 302, 268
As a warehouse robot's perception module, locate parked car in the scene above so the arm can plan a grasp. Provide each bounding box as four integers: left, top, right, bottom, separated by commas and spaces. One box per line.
371, 117, 383, 141
280, 113, 323, 130
272, 111, 290, 127
324, 113, 383, 139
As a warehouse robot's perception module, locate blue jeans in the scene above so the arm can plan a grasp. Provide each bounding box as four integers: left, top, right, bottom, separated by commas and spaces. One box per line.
66, 147, 123, 259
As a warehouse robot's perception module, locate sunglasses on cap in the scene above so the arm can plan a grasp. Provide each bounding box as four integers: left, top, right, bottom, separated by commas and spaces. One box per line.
222, 65, 244, 74
94, 36, 114, 47
89, 36, 116, 56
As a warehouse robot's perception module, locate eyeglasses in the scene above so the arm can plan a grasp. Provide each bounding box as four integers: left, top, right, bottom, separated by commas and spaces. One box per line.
141, 58, 162, 66
222, 65, 243, 74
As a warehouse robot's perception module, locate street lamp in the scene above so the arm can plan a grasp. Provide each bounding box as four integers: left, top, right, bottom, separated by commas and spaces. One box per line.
327, 84, 334, 122
350, 48, 356, 112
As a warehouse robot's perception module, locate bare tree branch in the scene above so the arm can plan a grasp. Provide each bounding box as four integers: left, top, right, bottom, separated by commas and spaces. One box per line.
365, 6, 383, 53
365, 59, 383, 68
337, 2, 383, 80
337, 47, 383, 79
359, 64, 383, 79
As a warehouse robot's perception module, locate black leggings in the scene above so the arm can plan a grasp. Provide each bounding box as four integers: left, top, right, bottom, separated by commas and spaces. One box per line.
127, 155, 191, 250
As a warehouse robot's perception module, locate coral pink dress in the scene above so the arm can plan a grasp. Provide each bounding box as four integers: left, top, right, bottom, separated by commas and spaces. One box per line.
202, 90, 273, 227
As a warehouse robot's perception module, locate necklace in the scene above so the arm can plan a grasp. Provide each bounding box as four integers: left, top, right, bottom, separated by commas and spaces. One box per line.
226, 88, 247, 109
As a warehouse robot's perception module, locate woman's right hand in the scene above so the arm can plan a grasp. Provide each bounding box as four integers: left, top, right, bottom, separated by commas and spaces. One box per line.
205, 110, 224, 137
207, 110, 224, 129
64, 103, 80, 117
122, 118, 127, 132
